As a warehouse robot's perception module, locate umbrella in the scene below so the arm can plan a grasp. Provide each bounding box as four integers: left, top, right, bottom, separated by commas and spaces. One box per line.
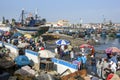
105, 47, 120, 54
80, 44, 93, 48
24, 34, 32, 38
17, 43, 30, 48
38, 50, 56, 58
56, 39, 70, 45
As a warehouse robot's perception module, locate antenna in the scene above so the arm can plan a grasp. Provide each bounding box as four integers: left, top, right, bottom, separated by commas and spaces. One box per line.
102, 15, 106, 24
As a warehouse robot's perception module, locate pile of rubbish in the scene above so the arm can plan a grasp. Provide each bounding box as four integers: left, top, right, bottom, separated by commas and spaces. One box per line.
14, 66, 36, 80
61, 69, 87, 80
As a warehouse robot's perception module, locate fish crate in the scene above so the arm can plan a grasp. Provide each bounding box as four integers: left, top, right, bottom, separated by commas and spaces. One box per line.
40, 61, 54, 71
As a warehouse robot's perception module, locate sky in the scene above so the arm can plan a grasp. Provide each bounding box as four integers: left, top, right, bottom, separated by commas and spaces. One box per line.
0, 0, 120, 23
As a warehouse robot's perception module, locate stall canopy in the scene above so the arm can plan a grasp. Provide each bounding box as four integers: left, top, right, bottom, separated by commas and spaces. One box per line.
38, 50, 56, 58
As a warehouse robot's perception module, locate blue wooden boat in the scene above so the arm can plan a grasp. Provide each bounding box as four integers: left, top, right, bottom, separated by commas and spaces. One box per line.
100, 32, 107, 38
15, 10, 49, 35
116, 32, 120, 38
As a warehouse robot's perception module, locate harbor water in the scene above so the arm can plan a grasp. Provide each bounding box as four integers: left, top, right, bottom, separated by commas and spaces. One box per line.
95, 38, 120, 50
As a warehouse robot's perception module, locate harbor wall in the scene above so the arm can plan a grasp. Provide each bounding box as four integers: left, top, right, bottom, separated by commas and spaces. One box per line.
52, 58, 78, 76
25, 49, 40, 63
25, 49, 40, 71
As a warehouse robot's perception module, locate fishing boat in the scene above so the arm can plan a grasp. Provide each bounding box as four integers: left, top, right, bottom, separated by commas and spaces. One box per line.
116, 30, 120, 38
15, 25, 49, 35
15, 9, 49, 35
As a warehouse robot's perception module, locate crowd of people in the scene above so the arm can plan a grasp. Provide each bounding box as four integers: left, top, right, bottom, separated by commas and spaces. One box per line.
0, 31, 46, 52
0, 30, 120, 80
54, 44, 120, 80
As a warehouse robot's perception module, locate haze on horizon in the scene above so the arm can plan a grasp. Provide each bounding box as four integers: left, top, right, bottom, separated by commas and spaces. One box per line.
0, 0, 120, 24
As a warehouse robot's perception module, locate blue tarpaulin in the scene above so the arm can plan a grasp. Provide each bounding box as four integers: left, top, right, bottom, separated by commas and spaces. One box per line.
14, 55, 31, 67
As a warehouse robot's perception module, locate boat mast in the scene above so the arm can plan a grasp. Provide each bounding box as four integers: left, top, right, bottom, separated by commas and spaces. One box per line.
35, 8, 38, 20
21, 9, 24, 26
80, 18, 82, 28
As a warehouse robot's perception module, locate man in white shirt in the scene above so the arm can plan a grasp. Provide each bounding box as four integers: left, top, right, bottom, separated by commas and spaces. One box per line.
81, 48, 85, 53
109, 61, 117, 73
61, 45, 65, 51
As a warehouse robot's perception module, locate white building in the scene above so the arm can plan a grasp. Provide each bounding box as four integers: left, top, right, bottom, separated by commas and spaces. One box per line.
46, 19, 70, 27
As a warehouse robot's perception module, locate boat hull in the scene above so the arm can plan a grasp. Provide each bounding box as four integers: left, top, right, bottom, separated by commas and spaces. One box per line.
15, 26, 49, 34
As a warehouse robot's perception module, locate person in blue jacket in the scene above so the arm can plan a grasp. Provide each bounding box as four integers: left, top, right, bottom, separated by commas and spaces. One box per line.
77, 54, 83, 70
14, 49, 31, 68
81, 53, 87, 69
